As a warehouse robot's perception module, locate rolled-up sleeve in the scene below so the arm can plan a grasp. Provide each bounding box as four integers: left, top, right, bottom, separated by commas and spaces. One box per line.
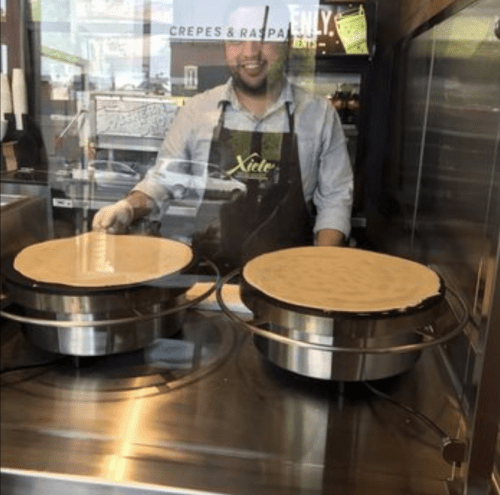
312, 107, 353, 238
131, 100, 195, 212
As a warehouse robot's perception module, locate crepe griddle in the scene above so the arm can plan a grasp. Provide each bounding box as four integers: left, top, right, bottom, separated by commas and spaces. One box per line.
1, 238, 200, 356
229, 247, 450, 381
3, 252, 192, 296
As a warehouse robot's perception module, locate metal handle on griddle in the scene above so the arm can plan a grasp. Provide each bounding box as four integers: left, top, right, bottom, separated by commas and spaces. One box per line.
0, 260, 220, 328
215, 269, 469, 355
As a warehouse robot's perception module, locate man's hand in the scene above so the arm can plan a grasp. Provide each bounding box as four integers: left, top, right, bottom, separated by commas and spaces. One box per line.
92, 191, 156, 234
92, 199, 134, 234
315, 229, 346, 247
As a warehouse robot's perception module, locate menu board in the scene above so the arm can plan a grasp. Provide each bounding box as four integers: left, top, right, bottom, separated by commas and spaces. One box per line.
94, 94, 181, 139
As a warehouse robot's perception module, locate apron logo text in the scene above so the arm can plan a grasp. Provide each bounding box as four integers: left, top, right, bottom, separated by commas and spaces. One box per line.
226, 153, 276, 180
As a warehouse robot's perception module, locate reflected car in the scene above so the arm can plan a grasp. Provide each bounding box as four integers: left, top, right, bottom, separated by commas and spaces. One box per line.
157, 160, 247, 203
70, 160, 141, 201
206, 165, 247, 200
89, 160, 141, 190
156, 159, 206, 201
72, 160, 141, 189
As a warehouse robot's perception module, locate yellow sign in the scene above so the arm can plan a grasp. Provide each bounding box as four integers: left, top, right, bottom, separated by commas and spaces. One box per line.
334, 5, 369, 55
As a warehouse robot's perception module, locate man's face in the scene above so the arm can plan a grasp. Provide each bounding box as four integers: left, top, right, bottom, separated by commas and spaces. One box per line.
224, 5, 289, 95
225, 40, 288, 95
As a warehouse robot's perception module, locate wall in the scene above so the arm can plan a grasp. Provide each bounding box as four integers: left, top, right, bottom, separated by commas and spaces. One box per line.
374, 0, 462, 43
399, 0, 458, 36
0, 0, 24, 73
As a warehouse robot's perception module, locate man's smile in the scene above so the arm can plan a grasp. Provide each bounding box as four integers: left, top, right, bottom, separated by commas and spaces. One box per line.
238, 60, 266, 72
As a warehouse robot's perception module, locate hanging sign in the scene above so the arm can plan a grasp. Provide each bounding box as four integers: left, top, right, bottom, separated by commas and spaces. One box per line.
313, 3, 369, 55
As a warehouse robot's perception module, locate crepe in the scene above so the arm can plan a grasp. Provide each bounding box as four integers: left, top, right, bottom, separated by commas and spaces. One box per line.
243, 246, 442, 313
13, 231, 193, 287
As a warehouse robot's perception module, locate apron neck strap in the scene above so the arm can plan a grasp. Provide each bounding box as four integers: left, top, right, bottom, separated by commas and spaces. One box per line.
214, 101, 230, 141
285, 101, 294, 134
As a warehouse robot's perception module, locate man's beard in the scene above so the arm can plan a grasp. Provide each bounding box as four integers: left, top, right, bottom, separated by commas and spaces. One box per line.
230, 70, 269, 96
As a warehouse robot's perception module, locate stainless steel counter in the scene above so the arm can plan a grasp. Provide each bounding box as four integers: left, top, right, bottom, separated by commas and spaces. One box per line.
1, 310, 465, 495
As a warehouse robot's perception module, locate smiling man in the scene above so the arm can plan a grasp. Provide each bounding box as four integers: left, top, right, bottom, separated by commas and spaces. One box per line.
224, 4, 290, 108
93, 0, 353, 273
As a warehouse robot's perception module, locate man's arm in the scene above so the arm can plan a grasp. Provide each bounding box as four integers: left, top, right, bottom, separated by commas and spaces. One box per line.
125, 190, 156, 219
312, 102, 354, 244
93, 97, 198, 233
315, 228, 345, 247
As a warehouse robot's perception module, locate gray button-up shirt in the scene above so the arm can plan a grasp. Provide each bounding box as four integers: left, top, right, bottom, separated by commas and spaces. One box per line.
133, 78, 353, 237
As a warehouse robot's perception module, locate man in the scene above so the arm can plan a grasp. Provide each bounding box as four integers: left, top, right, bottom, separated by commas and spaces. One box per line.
93, 0, 353, 271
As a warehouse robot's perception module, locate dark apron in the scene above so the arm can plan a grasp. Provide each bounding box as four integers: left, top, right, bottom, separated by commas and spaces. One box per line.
192, 100, 314, 273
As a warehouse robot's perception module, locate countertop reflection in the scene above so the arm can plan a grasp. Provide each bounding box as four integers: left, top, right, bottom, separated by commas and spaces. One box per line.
1, 310, 464, 495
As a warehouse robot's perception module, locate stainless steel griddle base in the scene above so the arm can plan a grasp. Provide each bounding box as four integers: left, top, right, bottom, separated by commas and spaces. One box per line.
1, 310, 466, 495
2, 252, 197, 356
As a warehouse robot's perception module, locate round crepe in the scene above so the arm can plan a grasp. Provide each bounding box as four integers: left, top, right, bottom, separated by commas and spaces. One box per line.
243, 246, 442, 313
13, 232, 193, 288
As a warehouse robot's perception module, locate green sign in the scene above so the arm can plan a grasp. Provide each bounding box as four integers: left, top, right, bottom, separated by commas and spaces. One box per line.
335, 5, 369, 55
